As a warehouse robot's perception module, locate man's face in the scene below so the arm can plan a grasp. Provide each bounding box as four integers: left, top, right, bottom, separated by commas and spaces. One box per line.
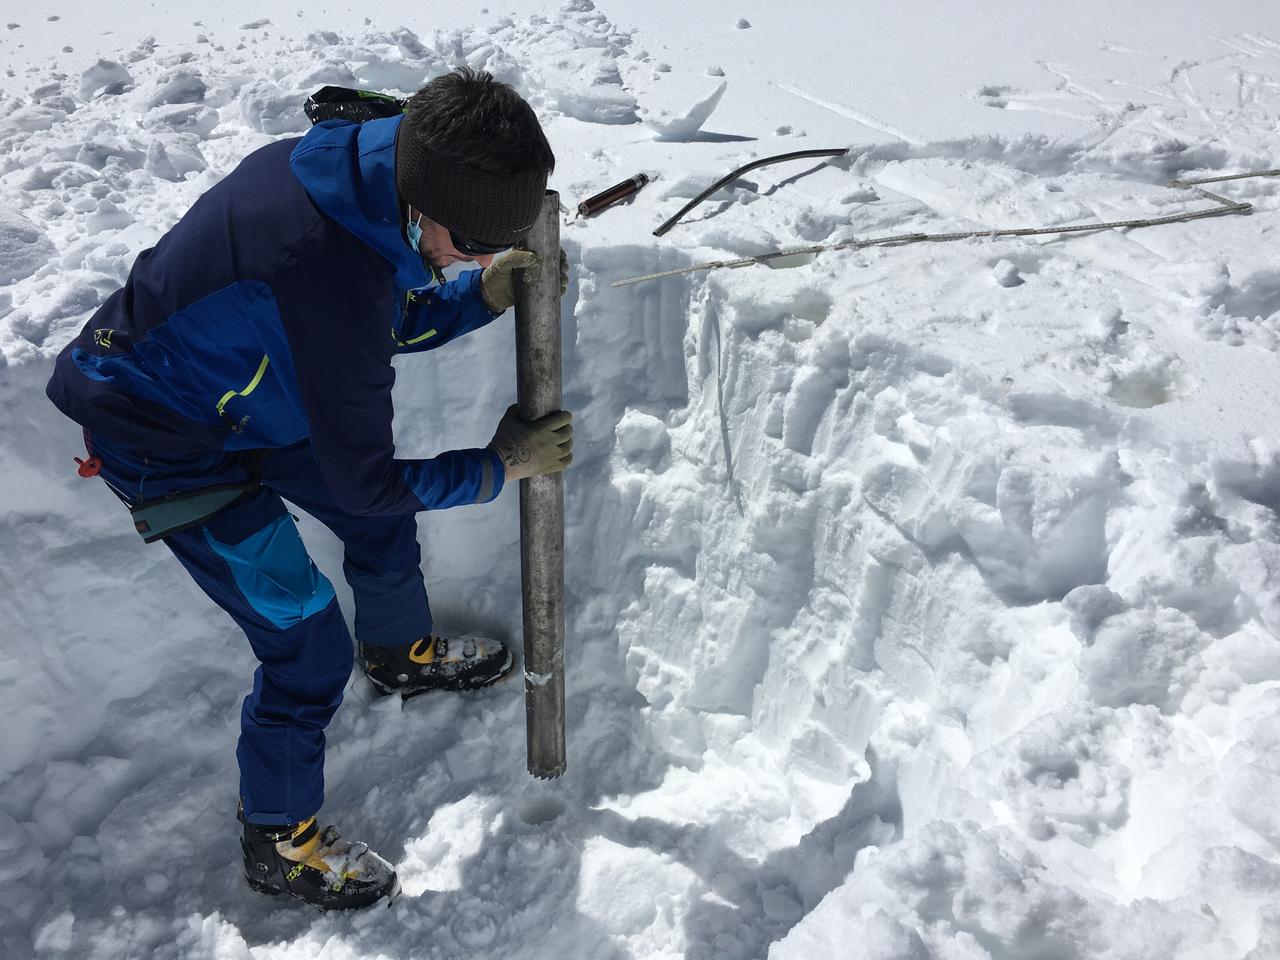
409, 209, 500, 271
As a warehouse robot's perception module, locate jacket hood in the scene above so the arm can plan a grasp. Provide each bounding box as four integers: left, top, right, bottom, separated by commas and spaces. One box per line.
289, 115, 431, 290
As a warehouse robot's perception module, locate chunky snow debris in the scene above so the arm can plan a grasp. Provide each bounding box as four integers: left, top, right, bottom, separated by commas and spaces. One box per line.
0, 205, 55, 285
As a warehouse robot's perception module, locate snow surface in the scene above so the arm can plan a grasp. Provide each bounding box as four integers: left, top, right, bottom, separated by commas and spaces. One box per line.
3, 1, 1280, 958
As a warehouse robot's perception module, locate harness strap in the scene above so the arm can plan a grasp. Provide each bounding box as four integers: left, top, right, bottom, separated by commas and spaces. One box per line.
128, 449, 270, 544
131, 483, 259, 543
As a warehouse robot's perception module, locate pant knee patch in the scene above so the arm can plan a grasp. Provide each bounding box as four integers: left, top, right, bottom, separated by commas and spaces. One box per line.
205, 514, 337, 630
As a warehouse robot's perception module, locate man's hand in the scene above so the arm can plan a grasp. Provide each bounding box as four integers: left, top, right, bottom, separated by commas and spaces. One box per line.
487, 404, 573, 481
480, 248, 570, 314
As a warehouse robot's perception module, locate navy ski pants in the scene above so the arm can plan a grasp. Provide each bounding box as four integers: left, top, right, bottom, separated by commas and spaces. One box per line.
88, 434, 432, 825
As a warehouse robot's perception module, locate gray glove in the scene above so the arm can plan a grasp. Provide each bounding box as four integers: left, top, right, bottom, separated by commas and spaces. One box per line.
480, 248, 570, 314
487, 404, 573, 482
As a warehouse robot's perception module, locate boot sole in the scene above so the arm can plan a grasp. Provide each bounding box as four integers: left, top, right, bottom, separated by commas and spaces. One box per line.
245, 874, 400, 911
366, 651, 516, 700
247, 877, 281, 896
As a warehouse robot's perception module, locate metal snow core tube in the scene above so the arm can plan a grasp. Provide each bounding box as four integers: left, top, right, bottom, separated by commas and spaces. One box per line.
514, 190, 567, 779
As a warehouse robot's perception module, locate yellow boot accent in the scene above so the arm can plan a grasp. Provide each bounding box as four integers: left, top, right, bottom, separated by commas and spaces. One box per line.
275, 818, 365, 881
275, 818, 332, 872
407, 637, 437, 664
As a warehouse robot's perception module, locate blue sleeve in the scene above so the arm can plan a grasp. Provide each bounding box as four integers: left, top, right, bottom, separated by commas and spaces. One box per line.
394, 267, 502, 354
271, 231, 505, 514
398, 447, 505, 508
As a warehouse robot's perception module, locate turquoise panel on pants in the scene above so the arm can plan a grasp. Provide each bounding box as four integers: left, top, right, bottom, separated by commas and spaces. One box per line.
204, 515, 337, 630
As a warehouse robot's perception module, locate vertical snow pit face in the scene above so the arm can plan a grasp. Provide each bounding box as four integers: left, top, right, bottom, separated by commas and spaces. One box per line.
603, 266, 913, 877
597, 222, 1277, 957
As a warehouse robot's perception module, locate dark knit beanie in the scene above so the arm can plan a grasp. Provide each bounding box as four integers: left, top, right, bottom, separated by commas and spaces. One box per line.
395, 126, 548, 246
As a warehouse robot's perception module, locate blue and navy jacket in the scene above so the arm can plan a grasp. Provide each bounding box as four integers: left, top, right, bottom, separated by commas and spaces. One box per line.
46, 115, 506, 514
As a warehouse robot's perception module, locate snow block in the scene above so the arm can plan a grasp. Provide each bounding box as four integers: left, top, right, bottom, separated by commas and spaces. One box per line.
79, 59, 133, 99
0, 206, 55, 284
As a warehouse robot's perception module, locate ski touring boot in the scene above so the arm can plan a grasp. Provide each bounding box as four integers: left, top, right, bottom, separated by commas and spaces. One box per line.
360, 634, 514, 698
239, 807, 399, 910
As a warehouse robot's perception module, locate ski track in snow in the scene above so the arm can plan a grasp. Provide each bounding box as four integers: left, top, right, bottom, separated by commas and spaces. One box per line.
2, 3, 1280, 959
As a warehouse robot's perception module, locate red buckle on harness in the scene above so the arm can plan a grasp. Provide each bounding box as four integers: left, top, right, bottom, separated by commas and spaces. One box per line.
74, 456, 102, 478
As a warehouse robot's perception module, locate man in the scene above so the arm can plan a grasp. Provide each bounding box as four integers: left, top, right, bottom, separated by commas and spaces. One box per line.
45, 68, 569, 910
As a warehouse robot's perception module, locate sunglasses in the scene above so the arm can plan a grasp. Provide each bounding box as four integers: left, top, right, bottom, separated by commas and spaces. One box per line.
448, 230, 513, 257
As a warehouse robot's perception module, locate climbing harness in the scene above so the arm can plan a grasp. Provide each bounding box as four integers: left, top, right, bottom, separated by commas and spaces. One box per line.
127, 450, 267, 544
126, 484, 258, 543
613, 168, 1278, 287
74, 432, 267, 543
